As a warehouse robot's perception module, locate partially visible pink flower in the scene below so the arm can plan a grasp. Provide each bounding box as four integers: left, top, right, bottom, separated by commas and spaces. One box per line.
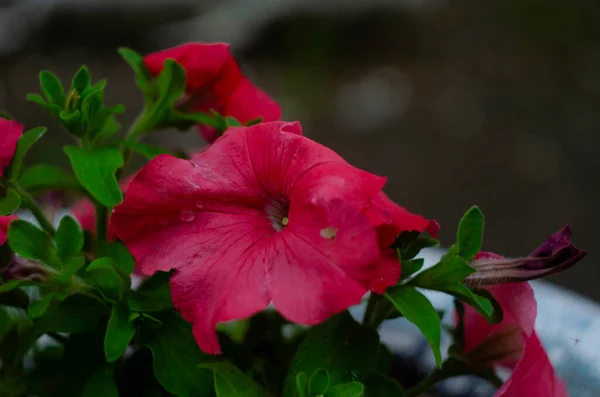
465, 226, 586, 287
0, 215, 18, 245
459, 281, 567, 396
0, 118, 23, 177
112, 121, 437, 354
144, 42, 281, 143
72, 174, 135, 240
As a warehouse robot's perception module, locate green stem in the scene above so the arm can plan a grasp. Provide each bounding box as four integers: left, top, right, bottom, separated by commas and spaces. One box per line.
363, 293, 380, 327
116, 113, 149, 181
14, 185, 56, 236
95, 203, 108, 242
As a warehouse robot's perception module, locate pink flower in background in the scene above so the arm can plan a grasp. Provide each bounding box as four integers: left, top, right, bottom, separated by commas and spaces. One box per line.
112, 121, 437, 354
144, 42, 281, 143
0, 118, 23, 177
459, 277, 567, 396
0, 215, 18, 245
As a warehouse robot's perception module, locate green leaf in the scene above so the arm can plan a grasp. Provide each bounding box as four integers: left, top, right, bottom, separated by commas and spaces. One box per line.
200, 362, 271, 397
55, 255, 86, 282
56, 215, 84, 262
224, 116, 242, 127
363, 374, 404, 397
0, 111, 13, 120
324, 382, 365, 397
143, 59, 187, 131
9, 126, 47, 181
296, 372, 308, 397
72, 66, 91, 93
392, 230, 439, 261
245, 117, 263, 126
456, 206, 485, 261
97, 241, 135, 274
26, 93, 61, 116
27, 294, 56, 319
104, 304, 136, 362
86, 257, 130, 302
82, 367, 118, 397
65, 146, 124, 207
139, 311, 214, 397
384, 286, 442, 367
0, 188, 20, 216
8, 219, 60, 268
19, 164, 81, 192
0, 279, 36, 293
39, 71, 66, 107
118, 47, 154, 98
128, 271, 172, 312
399, 258, 425, 280
309, 369, 330, 395
122, 140, 171, 160
33, 294, 105, 335
283, 311, 380, 397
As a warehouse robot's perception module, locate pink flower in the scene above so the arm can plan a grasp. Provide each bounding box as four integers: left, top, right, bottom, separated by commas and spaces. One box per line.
144, 42, 281, 143
0, 118, 23, 177
459, 280, 567, 396
112, 121, 437, 354
0, 215, 18, 245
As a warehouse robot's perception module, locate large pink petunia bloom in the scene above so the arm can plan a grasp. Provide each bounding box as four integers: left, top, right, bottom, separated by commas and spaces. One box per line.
0, 215, 18, 246
112, 121, 437, 354
0, 118, 23, 177
460, 278, 567, 396
144, 42, 281, 143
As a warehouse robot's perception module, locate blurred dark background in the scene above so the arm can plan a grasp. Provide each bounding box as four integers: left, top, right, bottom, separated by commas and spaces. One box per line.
0, 0, 598, 300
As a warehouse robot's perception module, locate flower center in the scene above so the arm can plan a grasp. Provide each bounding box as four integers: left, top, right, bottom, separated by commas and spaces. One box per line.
265, 197, 290, 232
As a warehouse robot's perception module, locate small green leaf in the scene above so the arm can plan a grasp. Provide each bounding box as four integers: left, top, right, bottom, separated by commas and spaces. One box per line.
86, 257, 130, 302
104, 304, 136, 362
72, 66, 91, 93
33, 294, 105, 335
8, 220, 60, 268
19, 164, 81, 192
65, 146, 123, 207
122, 140, 171, 160
296, 372, 308, 397
224, 116, 242, 127
408, 254, 500, 322
39, 71, 66, 107
128, 271, 172, 312
55, 255, 86, 281
118, 47, 154, 97
392, 230, 439, 261
456, 206, 485, 261
399, 258, 425, 280
283, 311, 380, 397
0, 279, 36, 293
245, 117, 263, 126
9, 126, 47, 180
27, 295, 55, 319
324, 382, 365, 397
309, 369, 330, 395
139, 311, 214, 397
200, 362, 271, 397
384, 286, 442, 367
26, 93, 61, 116
56, 216, 84, 262
143, 59, 187, 131
0, 111, 13, 120
82, 367, 118, 397
97, 241, 135, 274
0, 188, 20, 216
363, 374, 405, 397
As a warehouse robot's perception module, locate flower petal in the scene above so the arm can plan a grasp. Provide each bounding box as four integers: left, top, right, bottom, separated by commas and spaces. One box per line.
494, 333, 567, 397
365, 192, 440, 247
462, 283, 537, 358
144, 42, 237, 93
0, 215, 18, 245
0, 119, 23, 177
223, 77, 282, 124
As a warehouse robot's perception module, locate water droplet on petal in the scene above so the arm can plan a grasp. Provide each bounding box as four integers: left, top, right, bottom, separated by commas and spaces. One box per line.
195, 201, 204, 209
180, 211, 196, 222
320, 227, 338, 239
